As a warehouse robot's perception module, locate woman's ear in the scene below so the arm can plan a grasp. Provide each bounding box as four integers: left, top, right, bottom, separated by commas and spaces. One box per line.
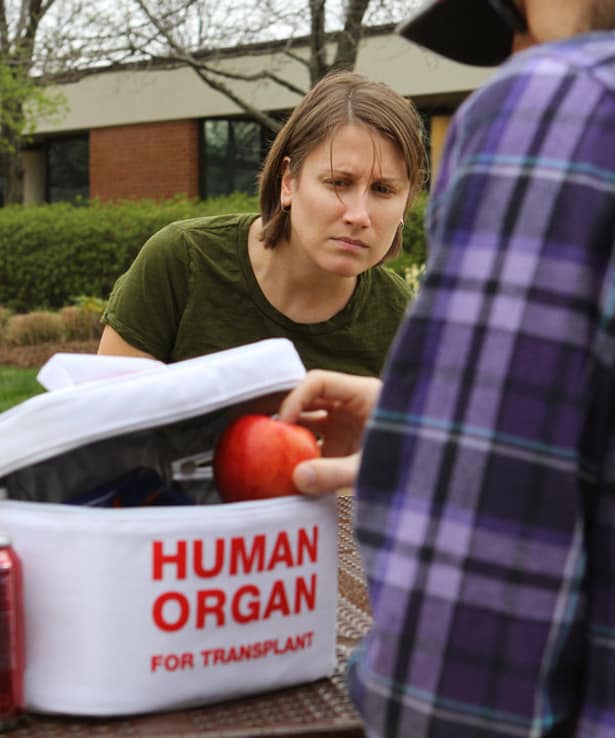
280, 156, 294, 204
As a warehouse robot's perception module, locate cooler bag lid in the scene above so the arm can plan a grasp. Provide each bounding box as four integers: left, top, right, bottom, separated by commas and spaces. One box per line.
0, 338, 306, 482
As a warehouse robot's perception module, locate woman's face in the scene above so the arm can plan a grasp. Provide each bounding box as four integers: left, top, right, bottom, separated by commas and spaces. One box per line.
281, 123, 410, 279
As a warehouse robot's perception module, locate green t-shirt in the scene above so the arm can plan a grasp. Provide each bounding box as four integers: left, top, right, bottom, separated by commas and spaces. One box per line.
102, 213, 411, 376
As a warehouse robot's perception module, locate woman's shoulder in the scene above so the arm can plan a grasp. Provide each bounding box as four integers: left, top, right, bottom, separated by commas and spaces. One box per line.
367, 264, 412, 301
157, 212, 257, 239
141, 212, 257, 258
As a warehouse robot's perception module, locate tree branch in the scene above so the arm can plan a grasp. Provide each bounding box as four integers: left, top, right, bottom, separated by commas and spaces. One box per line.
332, 0, 370, 71
308, 0, 327, 84
282, 47, 310, 70
129, 0, 303, 128
190, 66, 283, 132
190, 63, 307, 98
0, 0, 8, 52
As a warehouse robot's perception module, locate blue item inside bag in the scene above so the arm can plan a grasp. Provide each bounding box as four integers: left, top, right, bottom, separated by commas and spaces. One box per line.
65, 467, 195, 507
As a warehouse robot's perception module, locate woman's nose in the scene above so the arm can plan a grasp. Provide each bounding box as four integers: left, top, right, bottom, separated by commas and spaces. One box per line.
342, 190, 371, 227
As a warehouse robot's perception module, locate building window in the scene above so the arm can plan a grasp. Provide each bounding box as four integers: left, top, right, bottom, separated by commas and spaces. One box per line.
203, 119, 268, 198
46, 135, 89, 203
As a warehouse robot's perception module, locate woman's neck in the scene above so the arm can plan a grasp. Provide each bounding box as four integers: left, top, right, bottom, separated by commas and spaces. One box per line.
248, 218, 357, 324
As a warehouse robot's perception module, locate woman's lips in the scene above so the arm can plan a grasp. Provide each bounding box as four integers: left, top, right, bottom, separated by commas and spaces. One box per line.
332, 237, 368, 249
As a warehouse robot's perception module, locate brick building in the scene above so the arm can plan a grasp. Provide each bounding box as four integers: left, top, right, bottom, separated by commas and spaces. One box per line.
19, 28, 494, 205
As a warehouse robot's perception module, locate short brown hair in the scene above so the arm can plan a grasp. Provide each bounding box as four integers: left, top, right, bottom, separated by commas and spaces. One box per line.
588, 0, 615, 29
259, 71, 427, 257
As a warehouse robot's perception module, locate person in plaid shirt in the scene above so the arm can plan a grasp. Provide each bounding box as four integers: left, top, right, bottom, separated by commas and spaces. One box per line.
279, 0, 615, 736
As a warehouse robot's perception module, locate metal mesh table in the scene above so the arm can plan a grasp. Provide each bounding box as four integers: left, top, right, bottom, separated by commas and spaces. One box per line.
7, 496, 371, 738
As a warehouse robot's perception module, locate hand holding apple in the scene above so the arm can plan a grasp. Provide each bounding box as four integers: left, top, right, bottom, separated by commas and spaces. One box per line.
213, 414, 321, 503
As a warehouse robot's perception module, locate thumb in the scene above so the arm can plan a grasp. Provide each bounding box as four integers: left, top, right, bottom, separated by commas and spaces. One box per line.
293, 453, 360, 495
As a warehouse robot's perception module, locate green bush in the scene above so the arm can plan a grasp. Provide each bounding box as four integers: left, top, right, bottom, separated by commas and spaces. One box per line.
0, 305, 12, 323
401, 191, 427, 266
0, 306, 13, 341
0, 191, 427, 313
388, 191, 427, 283
0, 193, 258, 312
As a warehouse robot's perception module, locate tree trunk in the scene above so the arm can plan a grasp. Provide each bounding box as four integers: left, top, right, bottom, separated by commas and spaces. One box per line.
2, 143, 24, 205
332, 0, 370, 72
309, 0, 328, 85
5, 148, 25, 204
0, 118, 26, 205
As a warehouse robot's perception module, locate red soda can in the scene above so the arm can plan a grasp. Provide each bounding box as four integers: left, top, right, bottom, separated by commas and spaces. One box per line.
0, 535, 24, 730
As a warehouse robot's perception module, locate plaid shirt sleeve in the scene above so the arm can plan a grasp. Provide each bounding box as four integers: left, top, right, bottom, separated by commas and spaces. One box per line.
348, 35, 615, 738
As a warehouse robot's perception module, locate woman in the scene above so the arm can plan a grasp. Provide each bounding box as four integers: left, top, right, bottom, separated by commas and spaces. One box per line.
98, 71, 426, 376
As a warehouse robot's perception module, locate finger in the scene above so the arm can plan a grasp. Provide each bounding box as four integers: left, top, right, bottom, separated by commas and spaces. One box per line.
279, 370, 377, 423
292, 411, 330, 437
292, 453, 361, 496
278, 370, 341, 423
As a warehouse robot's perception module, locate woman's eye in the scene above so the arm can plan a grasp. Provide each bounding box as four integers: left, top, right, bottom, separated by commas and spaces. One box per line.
373, 182, 393, 195
325, 178, 349, 188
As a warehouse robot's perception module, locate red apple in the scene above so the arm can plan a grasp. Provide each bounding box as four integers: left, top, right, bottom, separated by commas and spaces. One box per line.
213, 414, 320, 502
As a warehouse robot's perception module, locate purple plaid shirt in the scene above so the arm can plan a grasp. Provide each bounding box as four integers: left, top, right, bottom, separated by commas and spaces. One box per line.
349, 32, 615, 738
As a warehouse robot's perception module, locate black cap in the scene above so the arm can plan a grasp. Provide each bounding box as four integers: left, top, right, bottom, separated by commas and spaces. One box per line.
397, 0, 515, 67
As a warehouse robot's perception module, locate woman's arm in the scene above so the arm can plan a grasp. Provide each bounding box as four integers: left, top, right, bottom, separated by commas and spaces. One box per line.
97, 325, 157, 360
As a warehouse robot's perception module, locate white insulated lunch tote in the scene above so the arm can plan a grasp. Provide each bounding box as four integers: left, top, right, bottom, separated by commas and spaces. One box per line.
0, 339, 338, 716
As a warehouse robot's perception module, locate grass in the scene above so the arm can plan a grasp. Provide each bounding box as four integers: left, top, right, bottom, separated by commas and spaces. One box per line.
0, 366, 45, 413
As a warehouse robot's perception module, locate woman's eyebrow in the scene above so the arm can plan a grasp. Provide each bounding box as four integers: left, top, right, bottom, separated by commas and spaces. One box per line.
322, 167, 405, 183
320, 167, 354, 176
373, 175, 408, 185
